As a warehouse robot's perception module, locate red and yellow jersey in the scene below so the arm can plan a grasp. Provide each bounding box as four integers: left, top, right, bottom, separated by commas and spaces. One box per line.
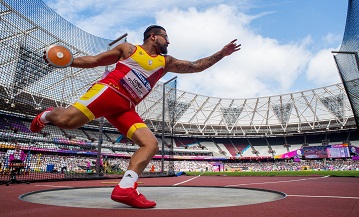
99, 45, 166, 104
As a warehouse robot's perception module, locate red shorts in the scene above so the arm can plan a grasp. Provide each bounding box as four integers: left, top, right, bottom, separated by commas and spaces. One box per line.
73, 83, 147, 140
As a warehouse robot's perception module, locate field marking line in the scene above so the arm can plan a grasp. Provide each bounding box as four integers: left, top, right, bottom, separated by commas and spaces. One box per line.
225, 175, 329, 187
288, 195, 359, 200
172, 172, 204, 186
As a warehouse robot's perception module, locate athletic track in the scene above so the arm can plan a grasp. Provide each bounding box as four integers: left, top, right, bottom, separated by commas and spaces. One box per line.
1, 175, 358, 217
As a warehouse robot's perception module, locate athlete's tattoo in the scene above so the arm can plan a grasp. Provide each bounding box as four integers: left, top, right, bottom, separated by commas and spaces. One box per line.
192, 52, 223, 71
172, 52, 223, 73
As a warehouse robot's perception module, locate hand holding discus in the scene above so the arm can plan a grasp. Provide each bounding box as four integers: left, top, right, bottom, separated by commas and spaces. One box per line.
44, 44, 74, 68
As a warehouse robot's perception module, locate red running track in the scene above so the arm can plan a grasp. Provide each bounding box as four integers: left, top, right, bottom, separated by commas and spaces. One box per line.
1, 175, 359, 217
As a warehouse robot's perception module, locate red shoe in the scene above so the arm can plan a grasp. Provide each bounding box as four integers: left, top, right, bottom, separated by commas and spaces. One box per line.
30, 107, 53, 132
111, 182, 156, 208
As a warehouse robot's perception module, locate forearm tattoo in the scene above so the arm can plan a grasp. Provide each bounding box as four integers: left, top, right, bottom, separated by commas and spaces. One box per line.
173, 52, 223, 73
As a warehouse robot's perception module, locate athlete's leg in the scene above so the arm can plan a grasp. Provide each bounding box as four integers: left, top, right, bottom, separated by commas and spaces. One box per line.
30, 83, 121, 132
127, 127, 159, 175
110, 126, 158, 208
108, 111, 158, 208
106, 110, 158, 176
44, 106, 90, 129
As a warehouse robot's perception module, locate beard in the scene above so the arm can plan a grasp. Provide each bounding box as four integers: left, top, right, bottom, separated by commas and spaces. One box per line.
156, 41, 168, 54
160, 46, 168, 54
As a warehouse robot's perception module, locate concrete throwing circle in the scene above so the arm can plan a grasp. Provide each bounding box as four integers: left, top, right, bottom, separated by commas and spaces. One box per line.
20, 186, 286, 209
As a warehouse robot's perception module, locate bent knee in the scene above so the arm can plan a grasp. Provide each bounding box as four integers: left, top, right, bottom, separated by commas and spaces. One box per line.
142, 139, 158, 149
148, 142, 159, 156
138, 137, 159, 153
151, 142, 159, 153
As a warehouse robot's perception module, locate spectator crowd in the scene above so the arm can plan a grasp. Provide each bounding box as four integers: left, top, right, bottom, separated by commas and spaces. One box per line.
1, 151, 358, 174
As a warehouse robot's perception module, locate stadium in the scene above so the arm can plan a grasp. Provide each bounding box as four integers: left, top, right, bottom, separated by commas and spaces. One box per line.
0, 0, 358, 216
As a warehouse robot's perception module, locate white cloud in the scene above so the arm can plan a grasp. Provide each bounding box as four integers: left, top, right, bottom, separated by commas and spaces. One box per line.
44, 0, 251, 38
306, 48, 341, 86
158, 5, 312, 98
43, 0, 343, 98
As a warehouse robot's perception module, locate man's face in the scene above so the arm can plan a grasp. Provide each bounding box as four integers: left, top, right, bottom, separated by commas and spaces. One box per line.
154, 31, 169, 54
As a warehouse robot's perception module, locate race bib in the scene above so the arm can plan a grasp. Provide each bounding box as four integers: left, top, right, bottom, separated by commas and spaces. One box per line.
120, 69, 152, 100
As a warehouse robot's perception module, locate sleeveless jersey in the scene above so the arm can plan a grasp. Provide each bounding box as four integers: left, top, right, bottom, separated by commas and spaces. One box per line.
98, 45, 166, 105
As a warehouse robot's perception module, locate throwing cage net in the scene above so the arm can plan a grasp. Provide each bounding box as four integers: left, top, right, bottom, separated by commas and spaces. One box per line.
0, 0, 167, 185
334, 0, 359, 128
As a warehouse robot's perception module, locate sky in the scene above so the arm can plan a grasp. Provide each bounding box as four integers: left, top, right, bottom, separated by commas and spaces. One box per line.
43, 0, 348, 99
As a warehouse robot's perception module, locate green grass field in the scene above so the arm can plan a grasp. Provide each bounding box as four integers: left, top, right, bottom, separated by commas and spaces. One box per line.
185, 170, 359, 177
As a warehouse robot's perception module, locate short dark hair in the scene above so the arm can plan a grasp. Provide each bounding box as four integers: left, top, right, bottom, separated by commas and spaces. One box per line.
143, 25, 166, 41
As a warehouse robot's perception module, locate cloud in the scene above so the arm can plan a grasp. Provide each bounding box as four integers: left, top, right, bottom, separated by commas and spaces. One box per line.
44, 0, 253, 38
306, 48, 342, 86
43, 0, 343, 98
157, 5, 312, 98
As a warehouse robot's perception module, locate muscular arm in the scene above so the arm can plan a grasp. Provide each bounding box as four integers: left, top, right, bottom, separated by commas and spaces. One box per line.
70, 43, 135, 68
165, 51, 224, 74
165, 39, 241, 74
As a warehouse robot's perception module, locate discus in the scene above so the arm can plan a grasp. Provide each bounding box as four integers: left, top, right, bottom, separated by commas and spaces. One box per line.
45, 44, 74, 68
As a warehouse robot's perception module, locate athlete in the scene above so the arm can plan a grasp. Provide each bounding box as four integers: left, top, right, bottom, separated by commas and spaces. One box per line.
30, 25, 241, 208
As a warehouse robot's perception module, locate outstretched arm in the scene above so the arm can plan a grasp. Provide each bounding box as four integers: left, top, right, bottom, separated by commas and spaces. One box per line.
70, 43, 127, 68
164, 39, 241, 74
44, 43, 134, 68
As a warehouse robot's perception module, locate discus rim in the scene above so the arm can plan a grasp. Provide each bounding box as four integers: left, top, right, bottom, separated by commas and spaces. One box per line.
45, 44, 74, 68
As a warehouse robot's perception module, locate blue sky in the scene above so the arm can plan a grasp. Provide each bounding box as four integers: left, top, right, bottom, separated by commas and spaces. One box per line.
43, 0, 348, 99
